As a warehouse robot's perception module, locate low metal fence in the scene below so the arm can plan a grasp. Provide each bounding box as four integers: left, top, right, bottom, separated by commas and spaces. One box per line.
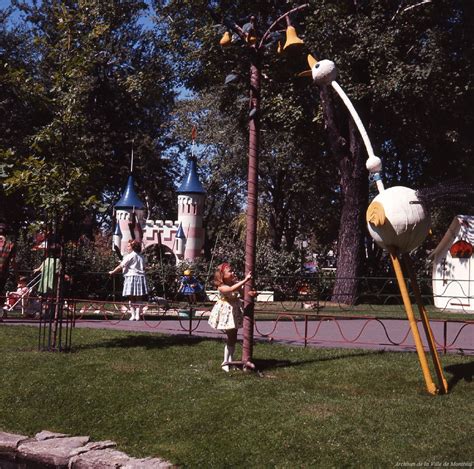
2, 272, 473, 354
60, 299, 474, 355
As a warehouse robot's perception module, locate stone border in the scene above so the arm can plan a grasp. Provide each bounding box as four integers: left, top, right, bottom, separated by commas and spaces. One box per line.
0, 430, 174, 468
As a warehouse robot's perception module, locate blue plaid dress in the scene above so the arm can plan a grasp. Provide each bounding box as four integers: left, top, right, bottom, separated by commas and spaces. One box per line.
121, 251, 148, 297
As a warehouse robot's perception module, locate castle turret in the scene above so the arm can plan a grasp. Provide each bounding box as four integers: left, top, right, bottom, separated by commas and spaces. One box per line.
175, 223, 186, 258
114, 174, 146, 256
177, 158, 206, 261
112, 221, 123, 259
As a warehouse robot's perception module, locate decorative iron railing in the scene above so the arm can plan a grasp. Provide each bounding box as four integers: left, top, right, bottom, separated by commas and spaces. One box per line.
2, 272, 472, 354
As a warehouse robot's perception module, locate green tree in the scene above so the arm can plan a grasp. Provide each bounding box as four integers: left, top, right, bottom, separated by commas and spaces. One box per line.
2, 0, 176, 235
156, 0, 333, 254
0, 6, 40, 227
304, 0, 473, 302
162, 92, 250, 252
147, 1, 472, 306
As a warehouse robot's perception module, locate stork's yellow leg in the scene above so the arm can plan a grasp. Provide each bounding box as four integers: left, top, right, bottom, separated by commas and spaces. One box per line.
403, 254, 448, 394
389, 248, 438, 395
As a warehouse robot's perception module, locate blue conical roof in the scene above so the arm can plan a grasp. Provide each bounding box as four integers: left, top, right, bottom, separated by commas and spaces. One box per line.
175, 223, 186, 239
177, 158, 206, 194
114, 174, 145, 209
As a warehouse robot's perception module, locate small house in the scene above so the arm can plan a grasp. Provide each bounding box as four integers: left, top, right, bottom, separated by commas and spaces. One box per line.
430, 215, 474, 313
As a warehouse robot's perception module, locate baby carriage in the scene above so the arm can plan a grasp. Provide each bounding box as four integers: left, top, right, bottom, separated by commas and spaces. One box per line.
2, 273, 42, 318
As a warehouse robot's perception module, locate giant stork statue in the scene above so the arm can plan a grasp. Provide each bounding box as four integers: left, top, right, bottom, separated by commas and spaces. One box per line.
302, 54, 448, 395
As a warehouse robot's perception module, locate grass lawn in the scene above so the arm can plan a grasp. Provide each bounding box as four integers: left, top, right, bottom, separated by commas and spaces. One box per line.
0, 326, 472, 468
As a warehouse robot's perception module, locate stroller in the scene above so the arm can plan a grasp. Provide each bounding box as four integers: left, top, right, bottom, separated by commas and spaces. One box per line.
2, 274, 42, 318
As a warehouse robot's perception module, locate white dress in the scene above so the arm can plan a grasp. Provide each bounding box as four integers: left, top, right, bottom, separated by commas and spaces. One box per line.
208, 290, 243, 330
120, 251, 148, 297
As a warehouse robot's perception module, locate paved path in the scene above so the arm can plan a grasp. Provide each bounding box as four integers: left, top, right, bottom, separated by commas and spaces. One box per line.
3, 314, 473, 354
74, 316, 473, 354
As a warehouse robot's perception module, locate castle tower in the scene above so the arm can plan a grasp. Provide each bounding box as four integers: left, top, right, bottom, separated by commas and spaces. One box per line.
114, 174, 146, 256
177, 157, 206, 261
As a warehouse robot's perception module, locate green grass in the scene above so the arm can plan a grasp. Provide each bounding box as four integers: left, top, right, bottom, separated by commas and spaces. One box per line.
0, 326, 473, 468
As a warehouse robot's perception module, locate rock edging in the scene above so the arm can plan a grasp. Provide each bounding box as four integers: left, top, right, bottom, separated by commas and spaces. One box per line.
0, 430, 174, 468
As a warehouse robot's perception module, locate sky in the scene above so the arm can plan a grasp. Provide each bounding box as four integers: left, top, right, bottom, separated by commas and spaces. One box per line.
0, 0, 155, 29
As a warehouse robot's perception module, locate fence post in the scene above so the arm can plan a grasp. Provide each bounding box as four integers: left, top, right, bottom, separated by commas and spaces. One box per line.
443, 320, 447, 355
189, 306, 193, 336
304, 314, 308, 347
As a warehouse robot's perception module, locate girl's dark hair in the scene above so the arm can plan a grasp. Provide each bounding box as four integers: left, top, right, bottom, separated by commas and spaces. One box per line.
130, 240, 142, 253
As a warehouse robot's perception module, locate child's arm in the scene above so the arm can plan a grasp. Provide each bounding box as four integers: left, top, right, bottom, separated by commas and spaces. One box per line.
218, 272, 252, 294
108, 265, 122, 275
109, 253, 131, 275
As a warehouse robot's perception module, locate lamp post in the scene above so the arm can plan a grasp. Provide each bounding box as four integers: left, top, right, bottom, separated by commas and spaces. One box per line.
216, 5, 308, 368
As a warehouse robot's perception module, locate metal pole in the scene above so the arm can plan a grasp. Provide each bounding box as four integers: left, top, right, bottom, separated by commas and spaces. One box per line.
304, 314, 308, 347
242, 50, 261, 368
443, 320, 447, 355
188, 305, 193, 336
212, 6, 308, 368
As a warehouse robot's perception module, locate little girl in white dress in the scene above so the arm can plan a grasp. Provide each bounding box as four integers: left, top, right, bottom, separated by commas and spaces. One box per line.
208, 263, 253, 371
208, 289, 243, 330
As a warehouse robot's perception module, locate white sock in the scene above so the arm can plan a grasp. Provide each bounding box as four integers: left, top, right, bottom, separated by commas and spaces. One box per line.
221, 345, 230, 372
227, 345, 235, 363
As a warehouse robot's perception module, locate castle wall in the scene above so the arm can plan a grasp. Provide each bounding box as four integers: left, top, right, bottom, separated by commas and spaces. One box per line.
142, 220, 180, 256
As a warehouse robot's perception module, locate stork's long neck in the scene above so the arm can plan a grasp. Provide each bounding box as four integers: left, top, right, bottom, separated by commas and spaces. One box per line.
331, 81, 385, 193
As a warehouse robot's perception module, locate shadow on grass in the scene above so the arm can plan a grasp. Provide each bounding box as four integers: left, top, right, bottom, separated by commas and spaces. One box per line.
253, 350, 386, 372
444, 361, 474, 390
75, 333, 206, 351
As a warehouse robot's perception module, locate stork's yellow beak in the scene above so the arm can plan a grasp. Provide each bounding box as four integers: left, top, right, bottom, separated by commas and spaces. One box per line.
298, 54, 318, 78
307, 54, 318, 69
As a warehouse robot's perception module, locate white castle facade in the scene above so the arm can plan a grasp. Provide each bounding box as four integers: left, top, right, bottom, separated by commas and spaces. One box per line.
112, 158, 206, 264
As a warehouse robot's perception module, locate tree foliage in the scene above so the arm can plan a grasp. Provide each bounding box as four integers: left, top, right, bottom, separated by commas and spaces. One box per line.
1, 0, 472, 304
156, 0, 472, 303
1, 0, 176, 233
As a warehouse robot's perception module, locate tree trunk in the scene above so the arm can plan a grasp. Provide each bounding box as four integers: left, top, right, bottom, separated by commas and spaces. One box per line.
319, 86, 369, 305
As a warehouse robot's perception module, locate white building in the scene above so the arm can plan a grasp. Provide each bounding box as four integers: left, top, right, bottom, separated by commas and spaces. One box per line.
430, 215, 474, 313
